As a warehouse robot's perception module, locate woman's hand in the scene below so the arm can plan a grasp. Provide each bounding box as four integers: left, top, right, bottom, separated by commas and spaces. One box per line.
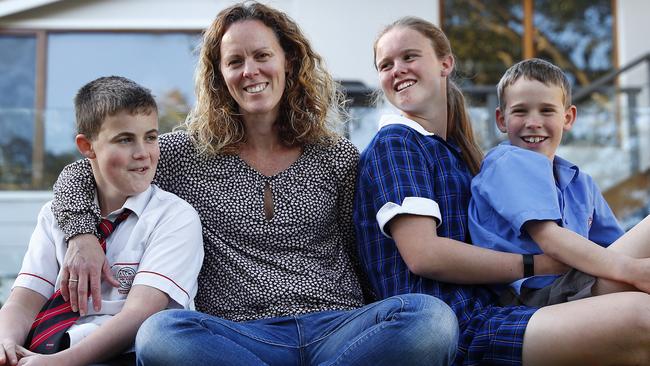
0, 338, 20, 366
14, 346, 66, 366
60, 234, 119, 315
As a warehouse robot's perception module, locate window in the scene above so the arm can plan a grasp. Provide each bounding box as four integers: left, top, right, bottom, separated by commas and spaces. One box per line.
443, 0, 615, 87
443, 0, 522, 86
0, 31, 201, 190
0, 35, 37, 190
533, 0, 613, 86
443, 0, 616, 148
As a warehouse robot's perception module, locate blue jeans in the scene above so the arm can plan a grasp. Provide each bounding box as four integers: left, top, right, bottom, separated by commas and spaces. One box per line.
136, 294, 458, 365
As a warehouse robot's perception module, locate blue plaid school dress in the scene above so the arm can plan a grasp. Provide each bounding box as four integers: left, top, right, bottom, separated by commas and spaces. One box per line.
353, 118, 538, 365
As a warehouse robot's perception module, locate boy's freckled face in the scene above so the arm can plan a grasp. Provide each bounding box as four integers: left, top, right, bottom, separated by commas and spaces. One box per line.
497, 78, 575, 161
91, 111, 160, 200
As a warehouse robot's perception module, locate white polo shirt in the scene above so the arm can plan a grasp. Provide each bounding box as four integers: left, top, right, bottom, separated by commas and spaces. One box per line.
13, 184, 203, 346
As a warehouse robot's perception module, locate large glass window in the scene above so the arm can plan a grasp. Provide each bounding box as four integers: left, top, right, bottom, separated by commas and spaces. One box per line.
443, 0, 614, 87
0, 35, 37, 190
533, 0, 613, 86
444, 0, 522, 86
0, 32, 201, 190
443, 0, 615, 149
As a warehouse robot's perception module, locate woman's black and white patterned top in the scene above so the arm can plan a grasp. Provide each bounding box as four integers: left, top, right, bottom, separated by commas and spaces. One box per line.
52, 131, 366, 321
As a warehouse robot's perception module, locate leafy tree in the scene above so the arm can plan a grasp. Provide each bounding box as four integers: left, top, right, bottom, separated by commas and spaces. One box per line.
444, 0, 612, 87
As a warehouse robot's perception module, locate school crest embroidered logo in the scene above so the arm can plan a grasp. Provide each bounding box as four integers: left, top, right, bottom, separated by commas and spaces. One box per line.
116, 267, 136, 294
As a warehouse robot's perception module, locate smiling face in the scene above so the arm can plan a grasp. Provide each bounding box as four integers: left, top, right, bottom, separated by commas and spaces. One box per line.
374, 26, 453, 122
496, 77, 576, 160
219, 20, 287, 124
78, 110, 159, 211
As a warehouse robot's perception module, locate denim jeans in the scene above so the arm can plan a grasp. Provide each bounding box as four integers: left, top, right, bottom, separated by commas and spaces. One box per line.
136, 294, 457, 366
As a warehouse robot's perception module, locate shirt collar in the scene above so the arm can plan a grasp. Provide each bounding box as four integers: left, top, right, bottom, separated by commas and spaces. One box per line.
553, 155, 580, 190
378, 114, 435, 136
498, 141, 580, 190
95, 185, 153, 220
379, 113, 465, 156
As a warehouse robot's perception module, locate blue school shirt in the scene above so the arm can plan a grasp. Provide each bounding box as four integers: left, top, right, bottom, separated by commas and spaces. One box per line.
468, 143, 624, 292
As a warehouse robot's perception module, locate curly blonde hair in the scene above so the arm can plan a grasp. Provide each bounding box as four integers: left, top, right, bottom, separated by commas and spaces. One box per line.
186, 1, 344, 155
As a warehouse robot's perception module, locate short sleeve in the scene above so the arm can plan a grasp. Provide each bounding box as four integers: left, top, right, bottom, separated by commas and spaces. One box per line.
13, 202, 60, 298
132, 198, 204, 309
473, 147, 561, 235
362, 129, 442, 237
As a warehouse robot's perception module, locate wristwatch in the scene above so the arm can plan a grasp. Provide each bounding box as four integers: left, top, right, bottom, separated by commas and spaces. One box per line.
523, 254, 534, 277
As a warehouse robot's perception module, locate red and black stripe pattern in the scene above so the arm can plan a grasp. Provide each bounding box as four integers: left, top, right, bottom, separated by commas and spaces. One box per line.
24, 210, 131, 354
24, 289, 78, 353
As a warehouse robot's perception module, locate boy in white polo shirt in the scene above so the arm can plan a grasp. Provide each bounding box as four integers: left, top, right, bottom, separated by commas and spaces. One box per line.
0, 76, 203, 366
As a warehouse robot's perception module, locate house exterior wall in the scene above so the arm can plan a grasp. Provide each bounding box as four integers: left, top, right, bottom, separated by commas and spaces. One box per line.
0, 191, 51, 301
0, 0, 437, 87
618, 0, 650, 108
617, 0, 650, 171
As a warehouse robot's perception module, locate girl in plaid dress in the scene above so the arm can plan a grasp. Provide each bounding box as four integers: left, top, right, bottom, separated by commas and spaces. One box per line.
354, 16, 650, 365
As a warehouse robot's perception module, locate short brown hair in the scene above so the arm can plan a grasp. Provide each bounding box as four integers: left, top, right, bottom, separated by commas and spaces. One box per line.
497, 58, 572, 112
75, 76, 157, 139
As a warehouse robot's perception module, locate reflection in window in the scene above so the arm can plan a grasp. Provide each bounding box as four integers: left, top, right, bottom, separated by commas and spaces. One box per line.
0, 35, 36, 190
443, 0, 615, 148
42, 32, 201, 189
443, 0, 613, 88
444, 0, 522, 86
534, 0, 613, 87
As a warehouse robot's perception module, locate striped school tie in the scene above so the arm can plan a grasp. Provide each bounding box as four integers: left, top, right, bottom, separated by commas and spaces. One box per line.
24, 210, 131, 353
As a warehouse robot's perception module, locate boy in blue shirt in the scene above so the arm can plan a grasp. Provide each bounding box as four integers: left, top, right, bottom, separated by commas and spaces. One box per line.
469, 58, 650, 306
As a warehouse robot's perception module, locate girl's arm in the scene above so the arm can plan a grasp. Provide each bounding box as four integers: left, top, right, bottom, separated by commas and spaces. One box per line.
0, 288, 46, 366
21, 286, 168, 366
364, 129, 566, 285
390, 215, 566, 284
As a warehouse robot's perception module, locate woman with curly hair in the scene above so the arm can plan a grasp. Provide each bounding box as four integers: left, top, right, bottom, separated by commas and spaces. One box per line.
49, 2, 458, 365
